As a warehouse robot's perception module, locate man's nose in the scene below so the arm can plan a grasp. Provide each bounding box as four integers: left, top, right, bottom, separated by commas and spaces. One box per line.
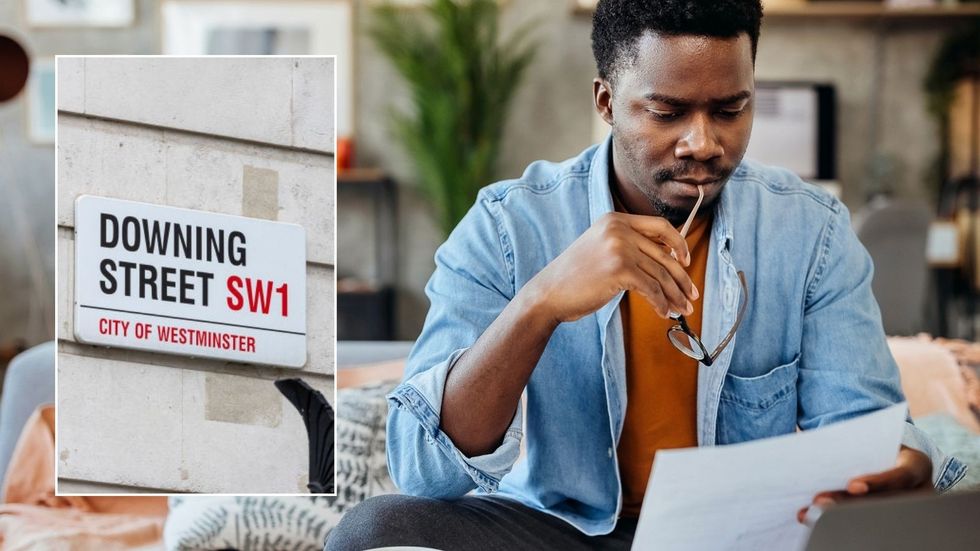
675, 114, 724, 162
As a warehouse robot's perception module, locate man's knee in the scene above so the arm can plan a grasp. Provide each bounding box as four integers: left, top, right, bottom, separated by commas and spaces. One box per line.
325, 494, 444, 551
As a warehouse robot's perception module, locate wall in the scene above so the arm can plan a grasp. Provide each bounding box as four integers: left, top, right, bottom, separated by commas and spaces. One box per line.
0, 1, 163, 350
346, 2, 973, 339
56, 57, 335, 494
0, 1, 968, 346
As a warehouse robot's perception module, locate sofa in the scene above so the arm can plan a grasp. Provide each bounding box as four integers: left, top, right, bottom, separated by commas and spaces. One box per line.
2, 337, 978, 549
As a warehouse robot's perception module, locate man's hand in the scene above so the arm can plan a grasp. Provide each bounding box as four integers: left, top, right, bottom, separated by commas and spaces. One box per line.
441, 211, 698, 457
521, 212, 699, 323
796, 446, 933, 525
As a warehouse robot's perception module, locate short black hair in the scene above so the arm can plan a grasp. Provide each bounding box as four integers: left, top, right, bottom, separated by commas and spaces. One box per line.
592, 0, 764, 82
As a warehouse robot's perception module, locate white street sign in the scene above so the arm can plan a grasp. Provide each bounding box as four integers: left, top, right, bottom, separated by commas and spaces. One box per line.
74, 196, 307, 367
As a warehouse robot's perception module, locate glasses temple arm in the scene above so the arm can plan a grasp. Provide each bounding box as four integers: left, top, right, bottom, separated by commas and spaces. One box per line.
708, 271, 749, 361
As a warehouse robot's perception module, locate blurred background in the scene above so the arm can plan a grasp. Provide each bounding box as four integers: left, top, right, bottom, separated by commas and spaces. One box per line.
336, 0, 980, 344
0, 0, 977, 348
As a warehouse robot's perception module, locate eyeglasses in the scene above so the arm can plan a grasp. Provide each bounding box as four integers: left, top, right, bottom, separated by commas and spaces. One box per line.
663, 185, 747, 366
667, 270, 748, 366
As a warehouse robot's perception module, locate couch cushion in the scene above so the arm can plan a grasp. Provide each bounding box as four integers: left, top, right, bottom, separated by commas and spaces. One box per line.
0, 342, 55, 490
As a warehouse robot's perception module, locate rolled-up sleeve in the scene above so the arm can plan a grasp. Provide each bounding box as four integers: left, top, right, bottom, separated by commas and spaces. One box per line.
386, 192, 524, 498
900, 421, 967, 491
797, 203, 966, 492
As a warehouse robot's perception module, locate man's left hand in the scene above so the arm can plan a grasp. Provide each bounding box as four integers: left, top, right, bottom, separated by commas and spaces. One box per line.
796, 446, 933, 525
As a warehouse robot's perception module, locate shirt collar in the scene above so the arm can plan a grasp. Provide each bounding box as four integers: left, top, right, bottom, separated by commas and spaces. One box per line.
587, 133, 616, 226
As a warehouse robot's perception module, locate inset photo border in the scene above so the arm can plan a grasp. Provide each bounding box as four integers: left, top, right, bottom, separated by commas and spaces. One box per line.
55, 55, 337, 496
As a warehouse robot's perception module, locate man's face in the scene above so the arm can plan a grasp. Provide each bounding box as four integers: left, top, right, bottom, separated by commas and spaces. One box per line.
596, 31, 755, 224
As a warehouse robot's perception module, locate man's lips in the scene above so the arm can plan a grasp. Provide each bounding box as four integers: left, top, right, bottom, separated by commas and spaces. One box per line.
663, 177, 723, 201
673, 177, 721, 186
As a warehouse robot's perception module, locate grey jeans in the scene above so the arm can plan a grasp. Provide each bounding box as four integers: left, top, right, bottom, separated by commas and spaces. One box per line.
324, 494, 636, 551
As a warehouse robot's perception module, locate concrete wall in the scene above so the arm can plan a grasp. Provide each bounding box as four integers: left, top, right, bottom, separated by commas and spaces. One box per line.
345, 2, 973, 339
56, 57, 335, 494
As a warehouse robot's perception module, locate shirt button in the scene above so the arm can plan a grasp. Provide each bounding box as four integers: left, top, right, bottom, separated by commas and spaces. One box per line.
608, 447, 613, 458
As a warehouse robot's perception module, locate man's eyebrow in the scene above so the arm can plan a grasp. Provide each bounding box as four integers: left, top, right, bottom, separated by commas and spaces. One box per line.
714, 91, 752, 104
644, 90, 752, 106
644, 93, 690, 106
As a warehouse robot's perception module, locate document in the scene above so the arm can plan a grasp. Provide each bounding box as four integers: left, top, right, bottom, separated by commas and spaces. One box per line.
632, 403, 908, 551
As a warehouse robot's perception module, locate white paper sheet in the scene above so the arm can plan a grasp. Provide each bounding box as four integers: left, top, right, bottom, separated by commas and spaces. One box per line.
632, 403, 908, 551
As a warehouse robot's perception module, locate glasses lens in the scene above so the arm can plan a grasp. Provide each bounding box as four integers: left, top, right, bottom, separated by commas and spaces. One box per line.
668, 327, 705, 360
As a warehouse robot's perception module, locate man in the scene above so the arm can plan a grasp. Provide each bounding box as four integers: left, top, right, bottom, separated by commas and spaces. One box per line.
327, 1, 965, 549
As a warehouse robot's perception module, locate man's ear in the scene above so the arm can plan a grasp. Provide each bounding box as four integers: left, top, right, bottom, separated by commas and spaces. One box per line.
594, 78, 614, 127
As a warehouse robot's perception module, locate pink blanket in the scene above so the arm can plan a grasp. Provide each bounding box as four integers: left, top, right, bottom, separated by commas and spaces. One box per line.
0, 405, 167, 550
889, 335, 980, 434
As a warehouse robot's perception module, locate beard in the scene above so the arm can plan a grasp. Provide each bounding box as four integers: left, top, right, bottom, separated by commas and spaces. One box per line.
634, 160, 734, 226
646, 194, 702, 227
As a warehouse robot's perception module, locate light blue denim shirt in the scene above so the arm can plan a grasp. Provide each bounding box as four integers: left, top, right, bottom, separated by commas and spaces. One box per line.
386, 135, 966, 536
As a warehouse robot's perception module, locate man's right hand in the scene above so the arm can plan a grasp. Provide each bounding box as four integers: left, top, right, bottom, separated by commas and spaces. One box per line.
520, 212, 699, 323
440, 212, 698, 457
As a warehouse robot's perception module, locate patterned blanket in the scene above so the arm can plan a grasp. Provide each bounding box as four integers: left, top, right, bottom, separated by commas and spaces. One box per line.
165, 382, 397, 551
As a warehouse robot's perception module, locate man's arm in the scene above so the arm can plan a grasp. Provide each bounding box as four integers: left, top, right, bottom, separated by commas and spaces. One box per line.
441, 211, 697, 457
795, 202, 966, 521
388, 196, 697, 495
439, 290, 557, 457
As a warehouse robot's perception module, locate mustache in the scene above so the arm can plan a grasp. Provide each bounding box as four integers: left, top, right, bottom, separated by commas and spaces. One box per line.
653, 161, 734, 183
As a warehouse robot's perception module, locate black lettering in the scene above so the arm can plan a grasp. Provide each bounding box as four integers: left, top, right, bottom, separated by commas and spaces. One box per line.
206, 228, 224, 263
160, 266, 177, 302
121, 216, 140, 252
229, 231, 246, 266
174, 224, 192, 259
100, 213, 118, 248
139, 264, 157, 300
198, 271, 213, 306
118, 260, 137, 296
195, 225, 202, 261
143, 219, 170, 255
99, 259, 116, 294
179, 269, 195, 305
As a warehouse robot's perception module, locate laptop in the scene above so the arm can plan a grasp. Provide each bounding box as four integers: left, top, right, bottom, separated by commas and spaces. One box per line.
804, 490, 980, 551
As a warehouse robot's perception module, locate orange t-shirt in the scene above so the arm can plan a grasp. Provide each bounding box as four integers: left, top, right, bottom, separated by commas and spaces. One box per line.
617, 212, 712, 518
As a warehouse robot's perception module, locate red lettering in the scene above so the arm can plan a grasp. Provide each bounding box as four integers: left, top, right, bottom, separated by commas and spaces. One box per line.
275, 283, 288, 317
226, 276, 289, 316
226, 275, 244, 311
98, 318, 129, 336
246, 278, 274, 314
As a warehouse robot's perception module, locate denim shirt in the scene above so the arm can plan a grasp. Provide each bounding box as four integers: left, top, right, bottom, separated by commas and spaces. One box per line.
386, 135, 967, 536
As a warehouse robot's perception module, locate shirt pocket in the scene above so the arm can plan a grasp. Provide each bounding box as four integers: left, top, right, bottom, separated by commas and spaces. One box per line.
716, 355, 799, 444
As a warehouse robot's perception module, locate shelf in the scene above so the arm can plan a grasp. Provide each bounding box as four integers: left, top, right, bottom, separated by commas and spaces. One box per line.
337, 277, 381, 293
336, 170, 398, 340
765, 2, 980, 18
337, 286, 395, 340
571, 1, 980, 18
337, 167, 388, 184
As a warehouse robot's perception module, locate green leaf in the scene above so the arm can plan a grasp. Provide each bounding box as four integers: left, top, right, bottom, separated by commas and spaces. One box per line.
368, 0, 539, 236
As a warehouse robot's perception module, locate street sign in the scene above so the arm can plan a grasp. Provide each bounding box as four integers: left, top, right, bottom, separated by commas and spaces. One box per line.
74, 196, 307, 367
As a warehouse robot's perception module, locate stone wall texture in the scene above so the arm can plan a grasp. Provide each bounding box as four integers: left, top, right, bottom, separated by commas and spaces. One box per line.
56, 57, 335, 494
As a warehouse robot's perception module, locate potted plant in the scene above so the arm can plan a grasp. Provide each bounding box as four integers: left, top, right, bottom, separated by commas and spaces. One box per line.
368, 0, 538, 236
